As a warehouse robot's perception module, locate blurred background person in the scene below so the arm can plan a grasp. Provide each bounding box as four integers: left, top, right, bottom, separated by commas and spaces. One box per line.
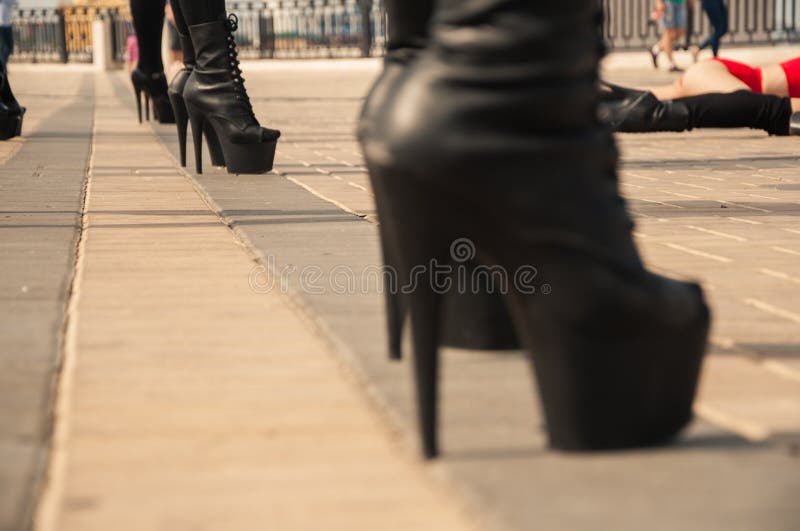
650, 0, 692, 72
125, 22, 138, 73
691, 0, 729, 60
0, 0, 16, 67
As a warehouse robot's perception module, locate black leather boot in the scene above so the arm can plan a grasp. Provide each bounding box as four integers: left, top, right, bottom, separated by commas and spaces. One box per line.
361, 0, 709, 458
601, 83, 793, 136
167, 8, 224, 168
358, 0, 518, 359
0, 67, 23, 139
599, 82, 690, 132
184, 14, 280, 174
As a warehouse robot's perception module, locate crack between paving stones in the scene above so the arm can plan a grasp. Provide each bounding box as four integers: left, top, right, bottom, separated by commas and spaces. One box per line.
31, 76, 97, 531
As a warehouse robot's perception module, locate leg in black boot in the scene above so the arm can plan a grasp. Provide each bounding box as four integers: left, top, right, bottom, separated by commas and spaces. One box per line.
362, 0, 710, 458
600, 82, 792, 135
178, 0, 280, 174
167, 0, 224, 167
129, 0, 175, 124
0, 60, 23, 139
359, 0, 518, 359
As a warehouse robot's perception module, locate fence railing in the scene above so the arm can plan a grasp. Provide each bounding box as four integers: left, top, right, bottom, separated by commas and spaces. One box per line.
9, 0, 800, 64
228, 1, 386, 59
602, 0, 800, 50
12, 6, 125, 64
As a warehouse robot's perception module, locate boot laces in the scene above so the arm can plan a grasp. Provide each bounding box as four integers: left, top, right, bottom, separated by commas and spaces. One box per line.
225, 14, 257, 121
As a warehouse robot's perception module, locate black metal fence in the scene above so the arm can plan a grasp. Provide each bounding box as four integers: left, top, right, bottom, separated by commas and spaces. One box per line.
8, 0, 800, 64
11, 6, 121, 63
602, 0, 800, 50
228, 1, 386, 58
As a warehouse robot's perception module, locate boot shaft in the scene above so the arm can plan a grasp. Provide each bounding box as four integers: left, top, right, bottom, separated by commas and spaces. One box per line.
179, 33, 195, 68
386, 0, 433, 52
188, 18, 232, 75
429, 0, 602, 75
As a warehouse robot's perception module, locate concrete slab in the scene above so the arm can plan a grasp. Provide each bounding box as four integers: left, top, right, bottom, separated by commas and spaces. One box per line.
0, 71, 93, 531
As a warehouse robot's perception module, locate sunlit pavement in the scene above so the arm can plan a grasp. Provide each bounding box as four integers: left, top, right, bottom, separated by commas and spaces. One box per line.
2, 49, 799, 531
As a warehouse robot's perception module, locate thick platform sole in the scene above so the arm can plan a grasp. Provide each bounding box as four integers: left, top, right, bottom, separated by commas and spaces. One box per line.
0, 115, 22, 140
220, 136, 277, 174
187, 104, 277, 175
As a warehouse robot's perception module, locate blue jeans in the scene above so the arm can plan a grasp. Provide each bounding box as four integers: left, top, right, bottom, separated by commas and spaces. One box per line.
699, 0, 728, 56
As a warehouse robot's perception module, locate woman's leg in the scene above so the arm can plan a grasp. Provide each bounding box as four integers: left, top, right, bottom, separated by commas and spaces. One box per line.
129, 0, 164, 74
660, 30, 677, 66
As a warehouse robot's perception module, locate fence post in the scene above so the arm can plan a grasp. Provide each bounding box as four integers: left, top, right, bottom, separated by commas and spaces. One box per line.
358, 0, 372, 57
92, 11, 113, 70
55, 9, 68, 63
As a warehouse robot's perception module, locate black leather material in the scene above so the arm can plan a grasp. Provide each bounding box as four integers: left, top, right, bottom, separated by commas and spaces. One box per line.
184, 16, 279, 144
386, 0, 433, 52
359, 1, 520, 354
599, 82, 691, 132
360, 0, 710, 456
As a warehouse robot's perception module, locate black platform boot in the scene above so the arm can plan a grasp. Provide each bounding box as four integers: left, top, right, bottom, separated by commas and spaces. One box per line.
184, 13, 280, 174
361, 0, 710, 458
358, 0, 518, 359
167, 0, 224, 168
0, 66, 23, 139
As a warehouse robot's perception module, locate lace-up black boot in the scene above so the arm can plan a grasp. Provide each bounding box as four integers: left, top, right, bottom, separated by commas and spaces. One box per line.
184, 13, 280, 174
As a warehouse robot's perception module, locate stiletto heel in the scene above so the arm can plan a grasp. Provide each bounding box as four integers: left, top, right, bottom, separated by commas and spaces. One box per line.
169, 67, 226, 168
134, 86, 143, 123
183, 13, 280, 175
409, 289, 442, 458
132, 68, 175, 125
203, 123, 226, 167
188, 105, 205, 174
169, 89, 189, 166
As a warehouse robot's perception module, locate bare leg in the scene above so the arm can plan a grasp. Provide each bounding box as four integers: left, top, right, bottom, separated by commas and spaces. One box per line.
661, 30, 676, 66
644, 60, 749, 100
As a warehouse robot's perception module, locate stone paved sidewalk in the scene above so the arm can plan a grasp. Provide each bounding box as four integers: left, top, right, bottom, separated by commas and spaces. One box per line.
1, 49, 799, 531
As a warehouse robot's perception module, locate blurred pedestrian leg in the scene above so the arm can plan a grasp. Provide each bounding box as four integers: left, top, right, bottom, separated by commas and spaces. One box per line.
693, 0, 728, 60
651, 0, 688, 71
